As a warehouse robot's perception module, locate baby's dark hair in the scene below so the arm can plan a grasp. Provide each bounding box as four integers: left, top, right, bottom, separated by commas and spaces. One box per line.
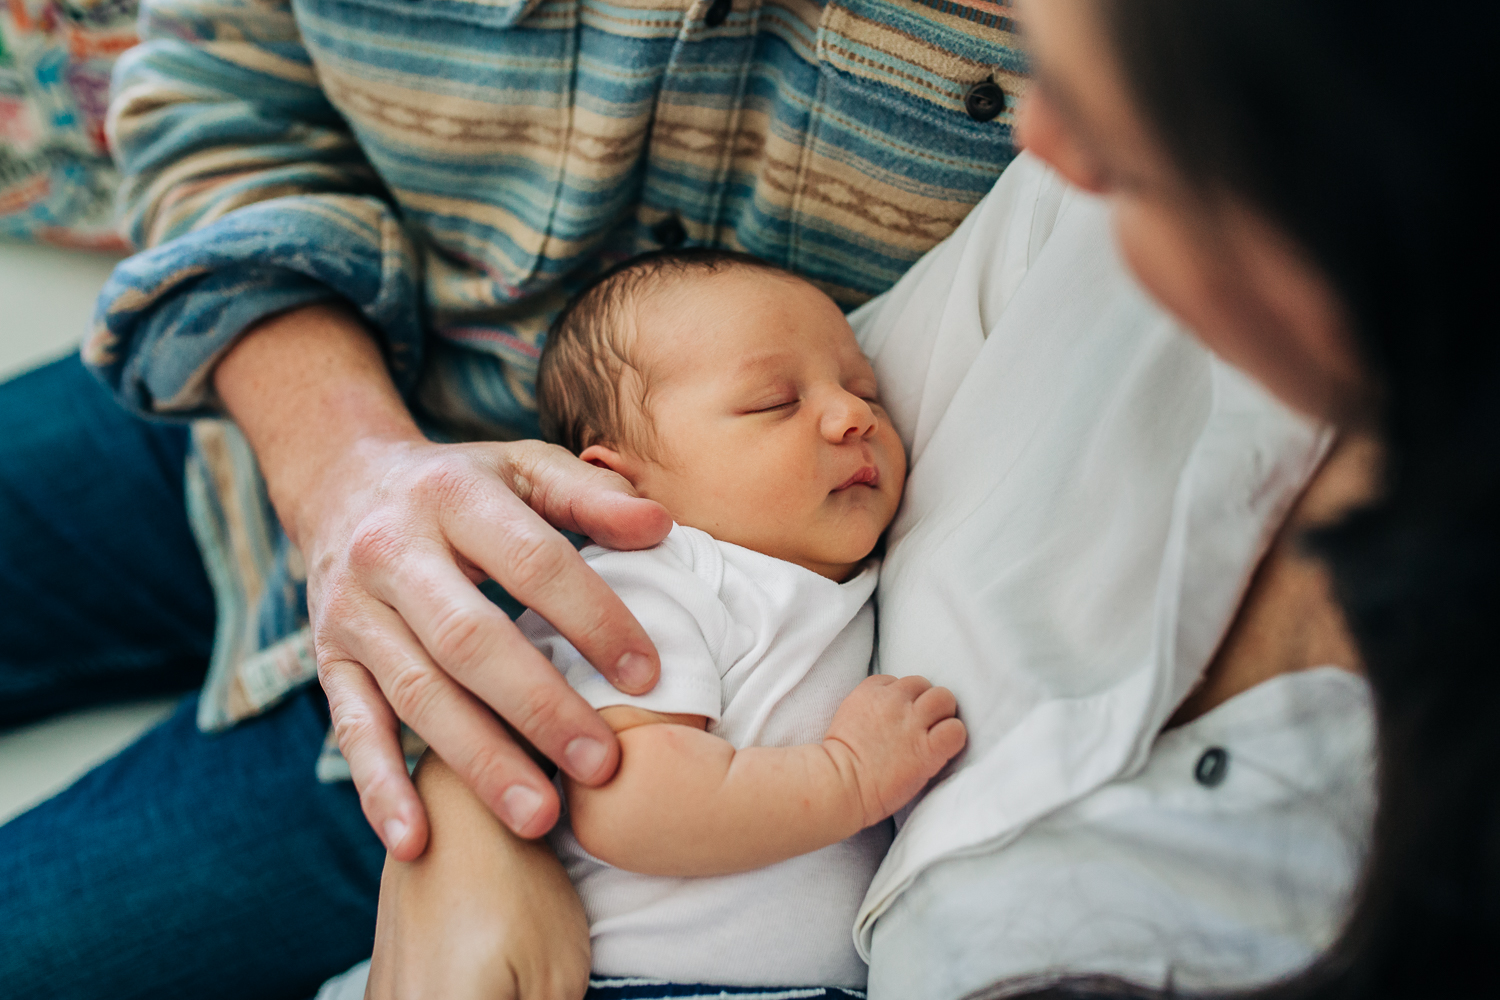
537, 247, 796, 457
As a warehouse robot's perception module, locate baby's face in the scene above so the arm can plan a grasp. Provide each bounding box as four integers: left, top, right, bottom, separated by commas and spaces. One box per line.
588, 268, 906, 581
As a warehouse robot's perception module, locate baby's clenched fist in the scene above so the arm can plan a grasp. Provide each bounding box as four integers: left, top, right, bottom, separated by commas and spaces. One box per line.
822, 674, 966, 829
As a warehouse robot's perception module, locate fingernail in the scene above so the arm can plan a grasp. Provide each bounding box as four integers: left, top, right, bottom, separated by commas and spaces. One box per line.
382, 818, 408, 851
564, 736, 610, 781
499, 784, 545, 833
615, 651, 654, 692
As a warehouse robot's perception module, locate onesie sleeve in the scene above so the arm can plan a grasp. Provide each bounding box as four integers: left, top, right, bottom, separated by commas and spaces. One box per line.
518, 533, 728, 721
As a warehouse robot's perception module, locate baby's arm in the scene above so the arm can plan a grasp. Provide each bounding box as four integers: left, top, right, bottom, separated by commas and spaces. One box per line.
566, 674, 966, 877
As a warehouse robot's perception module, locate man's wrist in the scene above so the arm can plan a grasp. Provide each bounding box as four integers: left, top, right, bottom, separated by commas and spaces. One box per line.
213, 301, 425, 548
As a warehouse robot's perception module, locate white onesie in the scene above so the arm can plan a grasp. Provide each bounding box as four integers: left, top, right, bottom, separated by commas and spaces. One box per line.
521, 523, 888, 989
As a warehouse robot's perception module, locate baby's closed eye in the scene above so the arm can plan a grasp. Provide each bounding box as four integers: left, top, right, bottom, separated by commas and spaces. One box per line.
739, 391, 801, 415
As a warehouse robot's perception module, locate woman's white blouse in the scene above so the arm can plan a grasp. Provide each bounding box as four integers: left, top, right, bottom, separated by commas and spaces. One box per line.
870, 667, 1374, 999
850, 153, 1373, 993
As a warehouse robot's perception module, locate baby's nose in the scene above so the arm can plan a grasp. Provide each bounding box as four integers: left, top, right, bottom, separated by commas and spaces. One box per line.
823, 392, 877, 442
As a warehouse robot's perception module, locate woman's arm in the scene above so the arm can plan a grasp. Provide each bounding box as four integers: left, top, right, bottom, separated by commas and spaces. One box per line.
567, 675, 966, 877
367, 753, 591, 1000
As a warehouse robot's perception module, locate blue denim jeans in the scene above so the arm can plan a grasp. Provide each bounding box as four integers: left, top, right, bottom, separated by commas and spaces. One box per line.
0, 355, 385, 1000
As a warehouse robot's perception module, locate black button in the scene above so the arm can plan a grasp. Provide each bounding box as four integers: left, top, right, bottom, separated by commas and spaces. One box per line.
1194, 746, 1230, 787
963, 81, 1006, 123
704, 0, 732, 27
651, 214, 687, 248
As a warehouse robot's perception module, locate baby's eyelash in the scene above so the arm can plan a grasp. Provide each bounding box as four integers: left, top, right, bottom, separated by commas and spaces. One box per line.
751, 399, 799, 414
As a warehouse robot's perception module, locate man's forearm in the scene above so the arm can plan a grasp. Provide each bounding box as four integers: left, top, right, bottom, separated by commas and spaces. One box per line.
212, 301, 424, 548
565, 723, 868, 877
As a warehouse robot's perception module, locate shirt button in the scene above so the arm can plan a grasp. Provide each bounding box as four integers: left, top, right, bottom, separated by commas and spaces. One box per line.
963, 81, 1006, 123
1194, 746, 1230, 787
704, 0, 732, 27
651, 214, 688, 247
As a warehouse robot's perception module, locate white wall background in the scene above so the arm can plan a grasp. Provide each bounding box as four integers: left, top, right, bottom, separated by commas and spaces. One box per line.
0, 239, 178, 822
0, 239, 121, 377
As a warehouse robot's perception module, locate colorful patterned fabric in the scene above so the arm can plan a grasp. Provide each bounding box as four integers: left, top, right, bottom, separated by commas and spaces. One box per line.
0, 0, 135, 248
83, 0, 1024, 743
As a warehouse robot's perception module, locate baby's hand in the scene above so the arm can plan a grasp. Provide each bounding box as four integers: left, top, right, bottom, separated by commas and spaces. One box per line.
822, 674, 966, 829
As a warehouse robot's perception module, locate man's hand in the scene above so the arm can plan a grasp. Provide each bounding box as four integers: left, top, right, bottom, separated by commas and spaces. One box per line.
214, 303, 672, 857
367, 753, 591, 1000
822, 675, 967, 828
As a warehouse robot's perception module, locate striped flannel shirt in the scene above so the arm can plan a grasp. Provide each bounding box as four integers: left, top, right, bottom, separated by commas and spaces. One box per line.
82, 0, 1023, 753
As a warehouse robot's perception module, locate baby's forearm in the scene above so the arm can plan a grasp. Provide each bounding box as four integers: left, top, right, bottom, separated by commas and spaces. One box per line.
565, 723, 870, 877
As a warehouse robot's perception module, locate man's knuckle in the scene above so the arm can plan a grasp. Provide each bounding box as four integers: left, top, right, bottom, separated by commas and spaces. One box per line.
507, 685, 568, 741
413, 458, 482, 511
507, 438, 551, 464
427, 605, 491, 670
331, 705, 379, 756
504, 529, 569, 595
315, 589, 369, 639
503, 439, 587, 508
348, 513, 409, 574
384, 659, 444, 719
314, 643, 348, 678
464, 742, 523, 802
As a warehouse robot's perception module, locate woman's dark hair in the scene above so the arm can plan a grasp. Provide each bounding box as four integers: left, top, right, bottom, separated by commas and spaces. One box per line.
1079, 2, 1498, 996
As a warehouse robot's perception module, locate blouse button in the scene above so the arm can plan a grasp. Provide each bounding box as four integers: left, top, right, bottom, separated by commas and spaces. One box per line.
651, 214, 688, 247
963, 81, 1006, 123
704, 0, 732, 27
1194, 746, 1230, 787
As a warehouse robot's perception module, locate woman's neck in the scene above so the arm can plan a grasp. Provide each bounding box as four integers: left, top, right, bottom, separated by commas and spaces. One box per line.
1167, 434, 1380, 727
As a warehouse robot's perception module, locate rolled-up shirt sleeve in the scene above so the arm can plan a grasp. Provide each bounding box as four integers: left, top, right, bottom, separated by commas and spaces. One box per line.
84, 0, 423, 417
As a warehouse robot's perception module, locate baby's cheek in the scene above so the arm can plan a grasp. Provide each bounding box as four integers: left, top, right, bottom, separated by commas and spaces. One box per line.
720, 473, 812, 542
880, 457, 907, 524
880, 487, 903, 533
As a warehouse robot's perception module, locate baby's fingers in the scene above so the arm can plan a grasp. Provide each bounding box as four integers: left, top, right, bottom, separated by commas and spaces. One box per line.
889, 674, 934, 700
913, 684, 958, 726
928, 717, 967, 762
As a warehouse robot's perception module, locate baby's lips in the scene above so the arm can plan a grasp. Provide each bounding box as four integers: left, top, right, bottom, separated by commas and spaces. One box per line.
833, 465, 879, 491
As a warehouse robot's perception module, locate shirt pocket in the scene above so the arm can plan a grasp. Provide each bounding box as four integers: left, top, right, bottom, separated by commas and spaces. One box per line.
790, 0, 1024, 305
294, 0, 578, 292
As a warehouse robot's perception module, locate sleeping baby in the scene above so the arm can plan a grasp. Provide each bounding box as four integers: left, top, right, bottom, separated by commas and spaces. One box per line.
320, 248, 965, 997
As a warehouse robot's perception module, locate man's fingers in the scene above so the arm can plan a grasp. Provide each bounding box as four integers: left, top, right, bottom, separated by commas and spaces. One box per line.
337, 600, 563, 838
440, 489, 661, 698
503, 440, 673, 551
319, 654, 430, 859
362, 546, 624, 789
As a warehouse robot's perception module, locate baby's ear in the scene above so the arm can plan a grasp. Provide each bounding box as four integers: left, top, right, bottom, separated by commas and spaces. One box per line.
580, 444, 639, 485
